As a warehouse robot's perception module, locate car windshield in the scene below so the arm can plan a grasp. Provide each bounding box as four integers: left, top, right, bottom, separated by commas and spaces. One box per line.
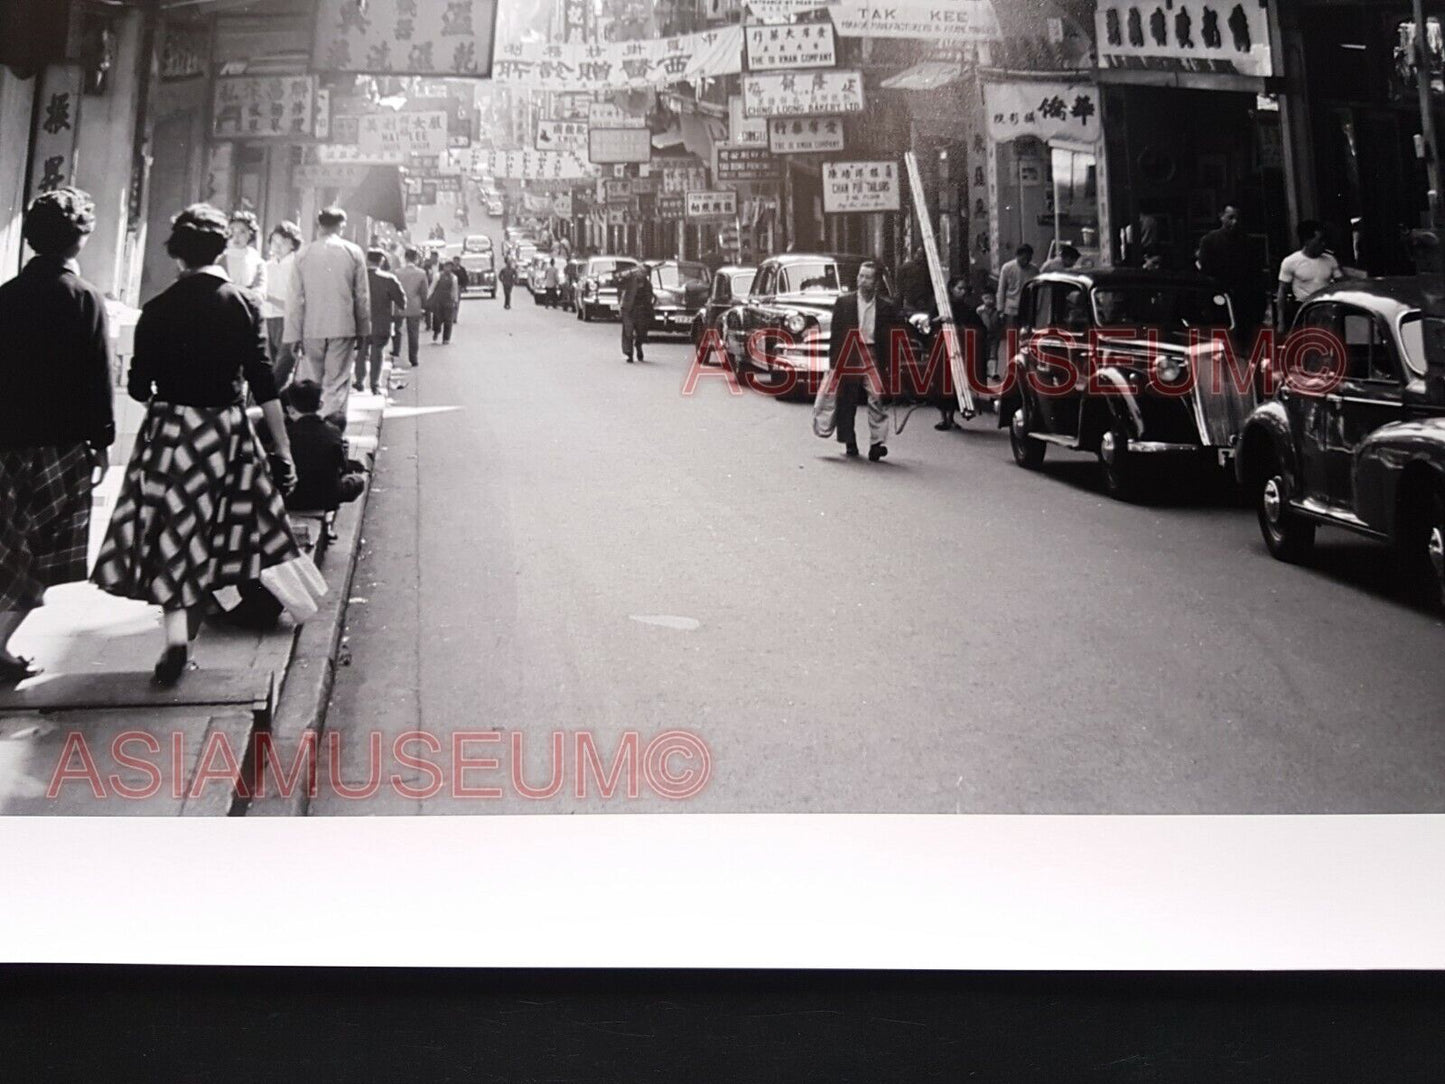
1091, 286, 1234, 331
1400, 314, 1445, 377
652, 263, 709, 289
728, 271, 756, 297
781, 261, 843, 294
462, 237, 490, 253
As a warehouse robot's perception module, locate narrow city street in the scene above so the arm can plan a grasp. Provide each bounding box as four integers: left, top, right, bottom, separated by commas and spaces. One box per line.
318, 233, 1445, 816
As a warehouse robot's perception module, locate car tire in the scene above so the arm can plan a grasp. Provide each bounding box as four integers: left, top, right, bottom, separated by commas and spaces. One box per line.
1098, 421, 1140, 501
1255, 456, 1315, 563
1402, 486, 1445, 611
1008, 406, 1046, 469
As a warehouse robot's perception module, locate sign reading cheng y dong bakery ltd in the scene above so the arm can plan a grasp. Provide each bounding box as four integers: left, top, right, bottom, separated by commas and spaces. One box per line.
1094, 0, 1275, 78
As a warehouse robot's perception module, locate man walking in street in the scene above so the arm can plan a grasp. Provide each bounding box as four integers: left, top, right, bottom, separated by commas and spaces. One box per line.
829, 259, 902, 462
392, 247, 428, 368
995, 244, 1037, 381
1196, 204, 1262, 334
620, 265, 654, 363
357, 249, 405, 397
285, 206, 370, 419
499, 260, 516, 309
542, 257, 561, 308
1275, 220, 1353, 333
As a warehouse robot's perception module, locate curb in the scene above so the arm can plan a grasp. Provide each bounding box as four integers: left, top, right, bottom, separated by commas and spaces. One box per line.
244, 383, 387, 817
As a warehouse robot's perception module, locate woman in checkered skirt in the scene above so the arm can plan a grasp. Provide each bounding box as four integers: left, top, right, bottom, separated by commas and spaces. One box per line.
0, 189, 115, 684
92, 204, 314, 686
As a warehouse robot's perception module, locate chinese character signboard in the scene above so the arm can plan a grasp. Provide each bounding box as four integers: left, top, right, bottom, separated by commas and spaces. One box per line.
745, 22, 836, 71
745, 1, 823, 16
728, 94, 769, 147
494, 26, 743, 91
358, 110, 450, 156
588, 102, 647, 128
982, 81, 1101, 144
213, 76, 317, 139
657, 194, 686, 219
537, 118, 589, 153
822, 160, 901, 214
768, 116, 845, 154
312, 0, 499, 76
687, 191, 739, 219
716, 146, 780, 181
482, 149, 598, 181
293, 163, 373, 190
1094, 0, 1274, 78
160, 23, 208, 82
743, 70, 865, 117
589, 126, 653, 165
315, 142, 407, 165
29, 65, 82, 200
603, 178, 633, 203
830, 0, 1001, 44
661, 162, 709, 195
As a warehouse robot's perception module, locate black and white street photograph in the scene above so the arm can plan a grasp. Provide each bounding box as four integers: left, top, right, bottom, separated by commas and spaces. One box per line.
0, 0, 1443, 821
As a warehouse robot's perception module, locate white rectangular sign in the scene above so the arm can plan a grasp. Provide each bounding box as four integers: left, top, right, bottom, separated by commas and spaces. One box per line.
829, 0, 1001, 44
358, 110, 449, 156
661, 162, 710, 195
493, 26, 744, 91
745, 22, 836, 70
1095, 0, 1275, 78
589, 126, 653, 164
743, 69, 865, 117
728, 94, 770, 147
686, 190, 739, 219
768, 116, 845, 154
982, 81, 1101, 145
588, 102, 647, 128
314, 142, 406, 165
482, 149, 598, 181
822, 159, 900, 214
536, 118, 589, 152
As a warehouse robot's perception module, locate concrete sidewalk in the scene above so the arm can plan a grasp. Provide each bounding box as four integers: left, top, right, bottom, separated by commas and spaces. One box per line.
0, 374, 392, 815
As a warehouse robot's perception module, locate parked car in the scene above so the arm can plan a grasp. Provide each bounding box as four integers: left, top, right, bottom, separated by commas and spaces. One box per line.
1234, 277, 1445, 608
512, 243, 538, 287
726, 253, 895, 395
644, 259, 712, 338
575, 255, 641, 322
691, 265, 756, 351
999, 269, 1251, 500
486, 197, 504, 217
459, 248, 496, 298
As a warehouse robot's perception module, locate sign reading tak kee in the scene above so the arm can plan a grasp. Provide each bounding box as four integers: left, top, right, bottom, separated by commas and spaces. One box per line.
686, 191, 738, 219
829, 0, 1001, 44
743, 70, 865, 117
822, 160, 900, 214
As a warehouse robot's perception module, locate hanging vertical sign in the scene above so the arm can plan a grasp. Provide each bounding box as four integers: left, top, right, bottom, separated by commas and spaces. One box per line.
744, 22, 837, 70
28, 64, 83, 198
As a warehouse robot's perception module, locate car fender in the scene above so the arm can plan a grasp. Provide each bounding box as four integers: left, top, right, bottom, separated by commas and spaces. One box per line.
1084, 366, 1145, 443
1233, 400, 1298, 489
1354, 419, 1445, 534
996, 352, 1027, 429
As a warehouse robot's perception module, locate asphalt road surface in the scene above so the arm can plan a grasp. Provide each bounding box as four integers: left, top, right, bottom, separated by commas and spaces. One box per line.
315, 240, 1445, 815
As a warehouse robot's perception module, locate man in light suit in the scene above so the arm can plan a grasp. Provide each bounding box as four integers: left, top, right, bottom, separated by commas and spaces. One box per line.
284, 206, 370, 419
827, 259, 902, 461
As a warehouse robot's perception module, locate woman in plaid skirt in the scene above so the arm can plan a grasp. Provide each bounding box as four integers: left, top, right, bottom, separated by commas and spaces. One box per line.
0, 189, 115, 684
92, 204, 313, 686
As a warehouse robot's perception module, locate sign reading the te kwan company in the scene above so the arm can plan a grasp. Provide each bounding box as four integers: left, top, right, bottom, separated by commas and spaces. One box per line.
768, 116, 845, 154
745, 22, 836, 71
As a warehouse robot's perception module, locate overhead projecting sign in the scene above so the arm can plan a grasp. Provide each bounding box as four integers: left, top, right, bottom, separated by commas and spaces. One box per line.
743, 69, 865, 117
744, 22, 836, 71
494, 26, 743, 92
589, 126, 653, 164
312, 0, 499, 76
822, 160, 900, 214
768, 116, 845, 154
829, 0, 1001, 44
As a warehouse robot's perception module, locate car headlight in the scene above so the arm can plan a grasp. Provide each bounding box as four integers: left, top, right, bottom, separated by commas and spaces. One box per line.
1156, 355, 1187, 384
784, 312, 807, 335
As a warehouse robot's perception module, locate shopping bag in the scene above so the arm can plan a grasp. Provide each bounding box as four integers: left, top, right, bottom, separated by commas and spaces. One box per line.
812, 370, 837, 438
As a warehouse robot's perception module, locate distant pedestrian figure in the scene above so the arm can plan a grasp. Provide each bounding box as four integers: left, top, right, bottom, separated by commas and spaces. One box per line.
499, 260, 516, 309
358, 248, 405, 396
427, 262, 459, 344
223, 210, 267, 296
0, 188, 115, 684
263, 220, 302, 388
543, 257, 561, 308
393, 247, 428, 367
620, 265, 654, 363
92, 204, 316, 686
285, 206, 371, 419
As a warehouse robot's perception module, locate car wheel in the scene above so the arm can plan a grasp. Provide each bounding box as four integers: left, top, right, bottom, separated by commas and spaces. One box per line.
1098, 421, 1140, 501
1255, 458, 1315, 563
1008, 406, 1046, 469
1403, 487, 1445, 611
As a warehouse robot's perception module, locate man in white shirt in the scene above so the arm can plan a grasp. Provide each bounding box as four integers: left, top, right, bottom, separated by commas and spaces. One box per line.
1276, 220, 1344, 332
263, 221, 301, 387
284, 206, 371, 419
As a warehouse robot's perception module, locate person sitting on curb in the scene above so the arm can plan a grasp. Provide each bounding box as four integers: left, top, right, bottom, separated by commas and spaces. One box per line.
284, 380, 366, 513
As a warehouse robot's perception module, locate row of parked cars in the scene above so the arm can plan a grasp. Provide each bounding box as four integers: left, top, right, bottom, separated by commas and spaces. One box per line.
566, 251, 1445, 612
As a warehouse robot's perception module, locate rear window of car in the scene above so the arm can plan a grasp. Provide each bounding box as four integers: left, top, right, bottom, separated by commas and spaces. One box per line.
780, 261, 841, 293
462, 237, 490, 253
652, 262, 710, 289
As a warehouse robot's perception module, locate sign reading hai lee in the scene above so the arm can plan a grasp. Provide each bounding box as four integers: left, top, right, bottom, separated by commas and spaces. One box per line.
830, 0, 1001, 44
716, 146, 781, 181
744, 21, 836, 71
312, 0, 499, 76
687, 190, 739, 219
743, 70, 865, 117
822, 160, 900, 214
1095, 0, 1275, 78
358, 110, 449, 156
589, 126, 653, 164
768, 116, 845, 154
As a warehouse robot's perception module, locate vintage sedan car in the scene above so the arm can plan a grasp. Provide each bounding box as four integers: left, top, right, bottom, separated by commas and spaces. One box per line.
1235, 278, 1445, 608
461, 234, 492, 255
1000, 270, 1251, 500
645, 259, 712, 337
725, 253, 895, 395
511, 243, 538, 287
690, 265, 756, 352
486, 197, 504, 217
459, 248, 496, 298
575, 255, 641, 322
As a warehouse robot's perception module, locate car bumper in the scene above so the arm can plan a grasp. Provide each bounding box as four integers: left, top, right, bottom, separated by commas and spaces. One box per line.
652, 308, 694, 332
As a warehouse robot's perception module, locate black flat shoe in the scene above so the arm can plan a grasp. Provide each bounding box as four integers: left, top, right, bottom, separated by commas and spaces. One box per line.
934, 420, 954, 431
844, 443, 859, 457
869, 444, 889, 462
152, 645, 189, 687
0, 655, 42, 685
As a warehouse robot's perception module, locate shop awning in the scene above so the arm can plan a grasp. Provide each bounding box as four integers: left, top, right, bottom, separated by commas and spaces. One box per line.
881, 61, 965, 92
